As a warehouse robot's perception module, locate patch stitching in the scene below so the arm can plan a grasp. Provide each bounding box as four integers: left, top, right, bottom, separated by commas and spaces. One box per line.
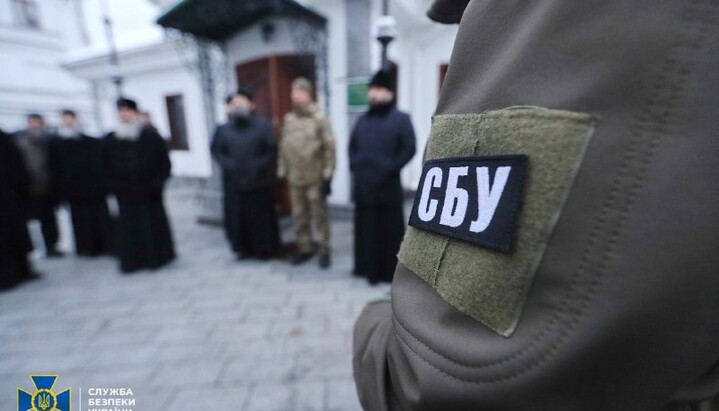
433, 237, 450, 287
400, 108, 599, 337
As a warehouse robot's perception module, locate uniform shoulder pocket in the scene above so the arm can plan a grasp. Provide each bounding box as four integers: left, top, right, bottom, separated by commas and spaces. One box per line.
399, 107, 597, 337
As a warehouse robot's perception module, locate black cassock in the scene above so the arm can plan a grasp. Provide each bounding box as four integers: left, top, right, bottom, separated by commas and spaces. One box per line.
211, 116, 280, 259
104, 128, 175, 273
49, 134, 113, 256
349, 106, 416, 284
0, 130, 34, 289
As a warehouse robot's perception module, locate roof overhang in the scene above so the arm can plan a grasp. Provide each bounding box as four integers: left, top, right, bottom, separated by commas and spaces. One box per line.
157, 0, 326, 42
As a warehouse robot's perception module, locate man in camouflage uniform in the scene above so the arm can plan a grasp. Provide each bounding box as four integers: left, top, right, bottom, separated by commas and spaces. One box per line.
278, 78, 335, 268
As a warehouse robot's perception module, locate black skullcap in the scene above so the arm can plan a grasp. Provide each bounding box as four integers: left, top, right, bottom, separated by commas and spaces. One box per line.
116, 97, 138, 111
60, 109, 76, 117
369, 69, 395, 92
236, 84, 254, 101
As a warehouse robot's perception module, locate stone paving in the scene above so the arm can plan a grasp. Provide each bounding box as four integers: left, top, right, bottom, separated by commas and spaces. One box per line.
0, 184, 389, 411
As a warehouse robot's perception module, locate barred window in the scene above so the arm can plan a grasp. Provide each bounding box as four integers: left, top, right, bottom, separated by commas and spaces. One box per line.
165, 94, 189, 151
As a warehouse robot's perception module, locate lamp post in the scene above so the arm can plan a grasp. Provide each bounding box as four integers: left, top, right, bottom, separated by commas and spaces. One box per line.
101, 0, 123, 97
376, 2, 396, 71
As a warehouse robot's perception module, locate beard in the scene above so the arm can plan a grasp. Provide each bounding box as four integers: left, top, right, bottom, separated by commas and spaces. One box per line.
57, 126, 80, 139
368, 99, 394, 115
230, 108, 252, 124
115, 120, 142, 140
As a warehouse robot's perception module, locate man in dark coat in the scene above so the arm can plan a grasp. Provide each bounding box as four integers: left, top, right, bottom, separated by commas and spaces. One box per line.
216, 94, 238, 244
211, 86, 280, 260
349, 70, 416, 284
0, 129, 38, 290
13, 113, 63, 257
49, 110, 113, 257
103, 98, 175, 273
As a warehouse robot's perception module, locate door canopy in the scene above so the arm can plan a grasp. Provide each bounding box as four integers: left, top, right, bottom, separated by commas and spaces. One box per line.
157, 0, 326, 41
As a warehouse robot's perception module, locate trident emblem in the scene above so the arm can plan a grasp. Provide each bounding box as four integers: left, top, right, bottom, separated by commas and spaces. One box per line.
17, 375, 71, 411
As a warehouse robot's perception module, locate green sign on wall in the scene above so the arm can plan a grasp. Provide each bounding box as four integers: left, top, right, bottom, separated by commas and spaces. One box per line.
347, 81, 369, 110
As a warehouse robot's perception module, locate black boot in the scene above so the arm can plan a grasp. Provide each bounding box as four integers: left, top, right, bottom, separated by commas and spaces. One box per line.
319, 253, 330, 269
291, 252, 313, 265
46, 249, 65, 258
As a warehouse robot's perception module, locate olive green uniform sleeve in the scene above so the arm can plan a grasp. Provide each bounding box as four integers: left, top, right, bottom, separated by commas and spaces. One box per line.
353, 0, 719, 410
277, 114, 290, 179
352, 302, 395, 411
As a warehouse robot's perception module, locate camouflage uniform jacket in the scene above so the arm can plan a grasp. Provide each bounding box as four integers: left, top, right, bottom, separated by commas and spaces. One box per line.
278, 104, 335, 186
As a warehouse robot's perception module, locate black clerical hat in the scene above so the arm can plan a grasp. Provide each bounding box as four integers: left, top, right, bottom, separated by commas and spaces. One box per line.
116, 97, 138, 111
369, 69, 395, 92
236, 84, 254, 101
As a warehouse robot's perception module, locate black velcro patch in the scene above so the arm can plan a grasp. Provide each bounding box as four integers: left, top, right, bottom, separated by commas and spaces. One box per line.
409, 156, 528, 252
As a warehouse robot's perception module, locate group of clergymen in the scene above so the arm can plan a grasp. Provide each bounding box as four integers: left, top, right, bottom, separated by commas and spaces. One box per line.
0, 98, 175, 290
212, 70, 416, 285
0, 67, 416, 290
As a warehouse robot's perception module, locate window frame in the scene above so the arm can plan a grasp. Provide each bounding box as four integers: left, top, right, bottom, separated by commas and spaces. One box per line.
165, 94, 190, 151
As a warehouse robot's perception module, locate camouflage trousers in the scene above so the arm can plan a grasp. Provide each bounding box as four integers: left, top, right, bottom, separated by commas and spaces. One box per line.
289, 183, 330, 254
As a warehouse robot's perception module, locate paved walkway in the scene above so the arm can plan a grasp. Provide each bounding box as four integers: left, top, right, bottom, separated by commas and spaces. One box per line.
0, 184, 389, 411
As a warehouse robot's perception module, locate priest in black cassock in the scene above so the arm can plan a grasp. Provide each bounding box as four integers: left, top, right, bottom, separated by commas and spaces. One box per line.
217, 94, 237, 244
349, 70, 416, 284
0, 129, 38, 290
211, 86, 280, 260
49, 110, 113, 257
13, 114, 63, 257
103, 98, 175, 273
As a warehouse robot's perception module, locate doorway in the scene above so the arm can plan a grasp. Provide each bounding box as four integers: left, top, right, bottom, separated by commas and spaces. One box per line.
236, 54, 317, 215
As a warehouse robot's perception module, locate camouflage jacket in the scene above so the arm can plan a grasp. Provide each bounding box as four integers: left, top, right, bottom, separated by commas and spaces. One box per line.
278, 104, 335, 186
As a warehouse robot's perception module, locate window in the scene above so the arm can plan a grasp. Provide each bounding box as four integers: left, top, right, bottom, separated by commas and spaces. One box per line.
165, 94, 189, 151
12, 0, 41, 29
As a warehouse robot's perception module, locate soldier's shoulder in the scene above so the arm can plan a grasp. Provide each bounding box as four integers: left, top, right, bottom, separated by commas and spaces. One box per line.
283, 111, 297, 122
312, 108, 329, 121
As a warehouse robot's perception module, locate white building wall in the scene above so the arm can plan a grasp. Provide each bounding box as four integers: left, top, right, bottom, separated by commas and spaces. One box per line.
394, 25, 457, 188
116, 67, 212, 178
0, 0, 13, 25
312, 0, 350, 206
58, 0, 457, 198
63, 40, 212, 177
226, 19, 300, 73
0, 0, 94, 131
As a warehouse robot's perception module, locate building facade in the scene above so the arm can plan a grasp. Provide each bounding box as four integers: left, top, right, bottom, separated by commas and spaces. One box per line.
0, 0, 94, 131
62, 0, 458, 213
